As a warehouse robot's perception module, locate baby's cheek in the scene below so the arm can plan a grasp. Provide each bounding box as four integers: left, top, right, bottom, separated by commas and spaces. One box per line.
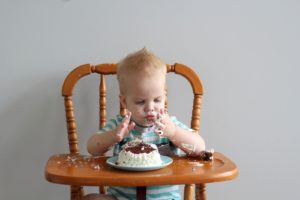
158, 104, 165, 110
131, 111, 143, 121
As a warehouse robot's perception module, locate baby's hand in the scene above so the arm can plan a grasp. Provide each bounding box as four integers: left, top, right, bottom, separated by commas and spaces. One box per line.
154, 109, 176, 138
115, 112, 135, 142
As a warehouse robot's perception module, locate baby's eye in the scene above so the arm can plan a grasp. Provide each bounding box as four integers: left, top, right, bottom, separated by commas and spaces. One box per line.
135, 100, 145, 105
154, 98, 162, 103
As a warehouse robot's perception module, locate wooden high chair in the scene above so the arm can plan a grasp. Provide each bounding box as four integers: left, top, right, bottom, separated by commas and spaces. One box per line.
45, 63, 238, 200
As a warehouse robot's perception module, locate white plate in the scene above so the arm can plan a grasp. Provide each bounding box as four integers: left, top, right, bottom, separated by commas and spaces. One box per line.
106, 156, 173, 171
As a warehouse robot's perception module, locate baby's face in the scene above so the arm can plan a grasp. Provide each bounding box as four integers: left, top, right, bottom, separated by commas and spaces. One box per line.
120, 73, 166, 127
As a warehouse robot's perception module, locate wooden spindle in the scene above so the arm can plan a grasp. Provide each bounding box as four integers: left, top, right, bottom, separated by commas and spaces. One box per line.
99, 74, 106, 129
64, 96, 79, 154
195, 184, 206, 200
184, 184, 194, 200
70, 185, 84, 200
99, 74, 108, 194
137, 187, 146, 200
191, 94, 202, 132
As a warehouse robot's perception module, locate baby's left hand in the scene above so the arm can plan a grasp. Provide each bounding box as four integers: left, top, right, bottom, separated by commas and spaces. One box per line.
154, 109, 176, 138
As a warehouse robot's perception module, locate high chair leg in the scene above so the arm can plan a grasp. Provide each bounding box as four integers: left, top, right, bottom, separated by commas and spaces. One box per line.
71, 185, 84, 200
184, 184, 194, 200
195, 184, 206, 200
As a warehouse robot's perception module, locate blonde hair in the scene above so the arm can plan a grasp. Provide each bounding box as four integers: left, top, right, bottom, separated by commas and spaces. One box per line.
117, 48, 166, 94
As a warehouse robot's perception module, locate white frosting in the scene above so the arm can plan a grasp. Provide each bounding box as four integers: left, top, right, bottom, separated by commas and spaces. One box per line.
154, 113, 166, 135
116, 140, 162, 167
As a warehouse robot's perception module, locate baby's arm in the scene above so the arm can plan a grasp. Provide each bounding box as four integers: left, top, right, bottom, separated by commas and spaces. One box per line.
168, 126, 206, 156
87, 113, 135, 156
87, 129, 117, 156
155, 110, 205, 156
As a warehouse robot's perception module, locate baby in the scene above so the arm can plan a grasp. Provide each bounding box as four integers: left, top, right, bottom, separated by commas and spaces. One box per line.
85, 48, 206, 200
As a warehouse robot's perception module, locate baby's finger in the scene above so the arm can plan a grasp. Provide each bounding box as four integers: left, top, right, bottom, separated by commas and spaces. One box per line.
123, 113, 131, 124
115, 134, 123, 142
160, 108, 164, 115
127, 111, 132, 119
154, 128, 163, 136
116, 122, 127, 138
119, 124, 128, 135
160, 118, 166, 124
128, 121, 135, 131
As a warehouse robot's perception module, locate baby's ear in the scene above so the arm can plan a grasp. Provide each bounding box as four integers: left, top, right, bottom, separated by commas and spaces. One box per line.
119, 95, 126, 108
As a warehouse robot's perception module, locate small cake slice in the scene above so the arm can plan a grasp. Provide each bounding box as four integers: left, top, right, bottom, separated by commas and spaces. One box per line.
116, 139, 162, 167
199, 149, 214, 161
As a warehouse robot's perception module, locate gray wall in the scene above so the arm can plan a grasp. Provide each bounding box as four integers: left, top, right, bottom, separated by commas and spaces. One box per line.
1, 0, 299, 199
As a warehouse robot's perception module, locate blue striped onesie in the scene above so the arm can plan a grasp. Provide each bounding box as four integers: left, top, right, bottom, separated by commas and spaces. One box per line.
97, 115, 193, 200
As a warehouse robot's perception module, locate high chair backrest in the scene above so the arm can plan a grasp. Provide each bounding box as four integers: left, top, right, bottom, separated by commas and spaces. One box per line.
62, 63, 203, 155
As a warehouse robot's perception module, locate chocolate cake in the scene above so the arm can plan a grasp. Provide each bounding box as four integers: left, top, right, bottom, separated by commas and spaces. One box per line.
116, 139, 162, 167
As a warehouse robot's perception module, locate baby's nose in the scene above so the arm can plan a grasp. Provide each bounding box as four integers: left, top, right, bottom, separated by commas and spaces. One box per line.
146, 108, 154, 113
145, 103, 154, 112
148, 109, 154, 112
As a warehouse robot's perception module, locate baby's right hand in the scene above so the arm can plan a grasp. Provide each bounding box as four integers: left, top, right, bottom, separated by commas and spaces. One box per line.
115, 112, 135, 142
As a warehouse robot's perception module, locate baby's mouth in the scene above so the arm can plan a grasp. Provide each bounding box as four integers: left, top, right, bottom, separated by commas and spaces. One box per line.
146, 114, 156, 122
